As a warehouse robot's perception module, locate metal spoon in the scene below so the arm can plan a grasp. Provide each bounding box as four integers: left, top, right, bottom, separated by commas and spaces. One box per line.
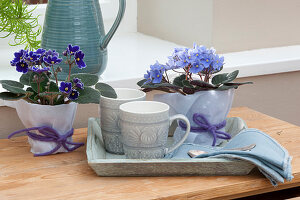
188, 144, 256, 158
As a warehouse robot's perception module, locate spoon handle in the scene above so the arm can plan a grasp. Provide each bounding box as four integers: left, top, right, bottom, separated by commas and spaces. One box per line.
188, 144, 256, 158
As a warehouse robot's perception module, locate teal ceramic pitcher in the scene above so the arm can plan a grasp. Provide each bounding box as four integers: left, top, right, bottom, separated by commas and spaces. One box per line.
41, 0, 126, 80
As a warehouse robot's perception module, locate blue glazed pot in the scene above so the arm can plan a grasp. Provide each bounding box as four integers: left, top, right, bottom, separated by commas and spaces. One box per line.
41, 0, 126, 80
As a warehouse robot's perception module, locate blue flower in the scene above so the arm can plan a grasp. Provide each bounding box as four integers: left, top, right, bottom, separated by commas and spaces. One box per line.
144, 71, 152, 84
43, 55, 62, 65
150, 69, 163, 84
73, 78, 84, 89
68, 44, 80, 55
74, 51, 86, 69
189, 60, 204, 74
59, 82, 72, 94
68, 89, 79, 100
199, 53, 213, 68
25, 51, 41, 63
150, 61, 165, 72
176, 51, 189, 68
11, 49, 27, 66
186, 50, 196, 63
212, 54, 224, 70
15, 61, 29, 73
30, 66, 50, 74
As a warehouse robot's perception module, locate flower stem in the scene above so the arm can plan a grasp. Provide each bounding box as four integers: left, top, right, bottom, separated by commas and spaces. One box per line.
51, 65, 58, 85
68, 55, 72, 82
37, 74, 41, 94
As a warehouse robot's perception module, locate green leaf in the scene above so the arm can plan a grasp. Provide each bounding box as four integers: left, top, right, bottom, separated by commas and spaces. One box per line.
0, 80, 24, 88
74, 87, 100, 104
183, 87, 195, 95
190, 80, 217, 89
137, 79, 147, 87
142, 83, 179, 89
49, 82, 59, 92
19, 72, 32, 85
212, 70, 239, 85
29, 72, 49, 93
0, 92, 26, 100
39, 92, 60, 97
173, 74, 186, 87
216, 85, 239, 91
223, 82, 253, 86
69, 73, 99, 86
26, 87, 38, 103
1, 83, 26, 94
95, 82, 117, 98
182, 80, 194, 88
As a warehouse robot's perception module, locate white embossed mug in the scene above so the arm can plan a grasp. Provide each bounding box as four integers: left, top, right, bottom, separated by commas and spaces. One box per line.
99, 88, 146, 154
119, 101, 191, 159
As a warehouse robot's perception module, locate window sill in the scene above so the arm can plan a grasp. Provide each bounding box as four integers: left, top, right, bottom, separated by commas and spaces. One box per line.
1, 33, 300, 106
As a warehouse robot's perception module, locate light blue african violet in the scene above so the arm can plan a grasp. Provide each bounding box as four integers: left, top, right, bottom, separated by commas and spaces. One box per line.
41, 0, 126, 80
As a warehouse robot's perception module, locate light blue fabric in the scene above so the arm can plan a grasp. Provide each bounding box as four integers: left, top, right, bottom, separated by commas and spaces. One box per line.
165, 128, 293, 186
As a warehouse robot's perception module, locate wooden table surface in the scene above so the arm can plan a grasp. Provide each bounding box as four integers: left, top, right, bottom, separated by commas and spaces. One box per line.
0, 107, 299, 200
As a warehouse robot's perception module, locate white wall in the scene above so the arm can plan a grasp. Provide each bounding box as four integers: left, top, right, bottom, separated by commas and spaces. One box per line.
138, 0, 300, 53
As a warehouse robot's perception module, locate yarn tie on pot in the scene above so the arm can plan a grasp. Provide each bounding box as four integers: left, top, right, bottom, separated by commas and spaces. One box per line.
8, 126, 84, 156
179, 113, 231, 146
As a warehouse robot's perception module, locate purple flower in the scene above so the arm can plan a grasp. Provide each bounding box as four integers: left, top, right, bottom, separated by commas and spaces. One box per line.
25, 51, 41, 63
35, 48, 46, 56
59, 82, 72, 94
150, 69, 163, 84
43, 55, 62, 65
68, 44, 80, 55
45, 50, 59, 57
16, 61, 29, 73
74, 51, 86, 69
30, 66, 50, 74
63, 50, 68, 56
212, 55, 224, 70
73, 78, 84, 89
189, 60, 204, 74
68, 89, 79, 100
11, 49, 27, 66
144, 71, 152, 84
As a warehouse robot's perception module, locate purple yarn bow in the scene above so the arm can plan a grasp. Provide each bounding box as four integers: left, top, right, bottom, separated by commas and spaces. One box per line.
8, 126, 84, 157
179, 113, 231, 146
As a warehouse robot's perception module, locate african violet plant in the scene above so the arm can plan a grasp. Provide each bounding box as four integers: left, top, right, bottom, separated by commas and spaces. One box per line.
138, 44, 252, 95
0, 44, 116, 105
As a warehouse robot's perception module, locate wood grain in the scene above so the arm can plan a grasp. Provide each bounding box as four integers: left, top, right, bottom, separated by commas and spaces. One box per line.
0, 107, 299, 200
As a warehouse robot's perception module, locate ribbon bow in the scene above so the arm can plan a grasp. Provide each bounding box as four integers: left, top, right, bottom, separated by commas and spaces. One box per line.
179, 113, 231, 146
8, 126, 84, 157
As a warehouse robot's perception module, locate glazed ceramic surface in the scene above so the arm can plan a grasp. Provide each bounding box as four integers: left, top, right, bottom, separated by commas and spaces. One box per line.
119, 101, 191, 159
154, 89, 235, 146
15, 100, 77, 155
41, 0, 126, 80
99, 88, 146, 154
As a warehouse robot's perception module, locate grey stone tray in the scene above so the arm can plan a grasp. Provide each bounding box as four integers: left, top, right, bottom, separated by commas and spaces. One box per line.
86, 117, 255, 177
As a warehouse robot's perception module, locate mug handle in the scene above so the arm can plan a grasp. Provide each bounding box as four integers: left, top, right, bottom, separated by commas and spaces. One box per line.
165, 114, 191, 154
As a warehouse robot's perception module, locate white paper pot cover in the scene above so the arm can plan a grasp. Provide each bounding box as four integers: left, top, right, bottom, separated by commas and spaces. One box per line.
15, 100, 78, 155
153, 89, 234, 146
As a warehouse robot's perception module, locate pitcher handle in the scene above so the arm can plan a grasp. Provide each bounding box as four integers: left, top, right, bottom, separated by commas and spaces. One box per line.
100, 0, 126, 50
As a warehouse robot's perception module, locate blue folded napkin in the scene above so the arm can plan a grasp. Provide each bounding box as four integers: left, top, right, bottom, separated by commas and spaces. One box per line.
165, 128, 293, 186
